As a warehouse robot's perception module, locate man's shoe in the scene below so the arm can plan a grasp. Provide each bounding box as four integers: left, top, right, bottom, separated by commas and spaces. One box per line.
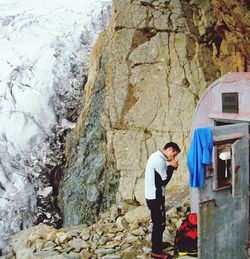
151, 252, 172, 259
162, 241, 173, 250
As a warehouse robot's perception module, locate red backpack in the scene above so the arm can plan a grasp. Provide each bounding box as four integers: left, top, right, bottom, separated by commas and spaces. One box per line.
174, 213, 198, 256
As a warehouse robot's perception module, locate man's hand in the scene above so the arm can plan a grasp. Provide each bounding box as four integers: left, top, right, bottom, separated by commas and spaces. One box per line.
169, 159, 178, 170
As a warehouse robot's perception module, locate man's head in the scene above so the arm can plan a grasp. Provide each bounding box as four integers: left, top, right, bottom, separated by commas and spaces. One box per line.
162, 142, 181, 161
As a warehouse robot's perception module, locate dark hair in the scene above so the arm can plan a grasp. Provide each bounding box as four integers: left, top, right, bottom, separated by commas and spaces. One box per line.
163, 142, 181, 153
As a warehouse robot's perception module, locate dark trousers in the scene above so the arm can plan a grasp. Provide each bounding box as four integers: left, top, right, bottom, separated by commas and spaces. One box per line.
146, 196, 166, 253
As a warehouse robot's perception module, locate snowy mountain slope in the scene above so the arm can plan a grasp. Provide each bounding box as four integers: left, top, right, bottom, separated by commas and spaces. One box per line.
0, 0, 111, 254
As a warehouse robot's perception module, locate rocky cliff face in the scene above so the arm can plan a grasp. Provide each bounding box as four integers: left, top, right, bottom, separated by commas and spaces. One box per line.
59, 0, 250, 226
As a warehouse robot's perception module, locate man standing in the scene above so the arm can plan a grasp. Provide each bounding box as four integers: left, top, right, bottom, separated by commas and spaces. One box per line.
145, 142, 180, 259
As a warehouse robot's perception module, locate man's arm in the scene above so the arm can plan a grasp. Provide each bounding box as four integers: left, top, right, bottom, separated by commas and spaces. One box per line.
162, 165, 174, 186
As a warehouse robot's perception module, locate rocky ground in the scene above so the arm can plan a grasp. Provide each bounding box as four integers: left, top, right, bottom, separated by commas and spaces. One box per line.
2, 198, 194, 259
3, 196, 250, 259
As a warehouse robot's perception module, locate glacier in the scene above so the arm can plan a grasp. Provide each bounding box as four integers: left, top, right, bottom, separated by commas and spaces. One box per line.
0, 0, 111, 254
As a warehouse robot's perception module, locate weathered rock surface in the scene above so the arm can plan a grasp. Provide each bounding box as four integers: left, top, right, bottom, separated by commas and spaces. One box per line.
59, 0, 250, 226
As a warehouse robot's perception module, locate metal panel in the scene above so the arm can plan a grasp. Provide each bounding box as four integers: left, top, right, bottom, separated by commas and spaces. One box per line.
198, 123, 249, 259
198, 200, 215, 259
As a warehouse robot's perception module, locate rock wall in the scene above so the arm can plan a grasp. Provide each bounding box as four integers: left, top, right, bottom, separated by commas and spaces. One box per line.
59, 0, 250, 226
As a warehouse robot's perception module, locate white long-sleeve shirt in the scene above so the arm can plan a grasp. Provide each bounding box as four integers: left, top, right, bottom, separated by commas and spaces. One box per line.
144, 150, 170, 199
